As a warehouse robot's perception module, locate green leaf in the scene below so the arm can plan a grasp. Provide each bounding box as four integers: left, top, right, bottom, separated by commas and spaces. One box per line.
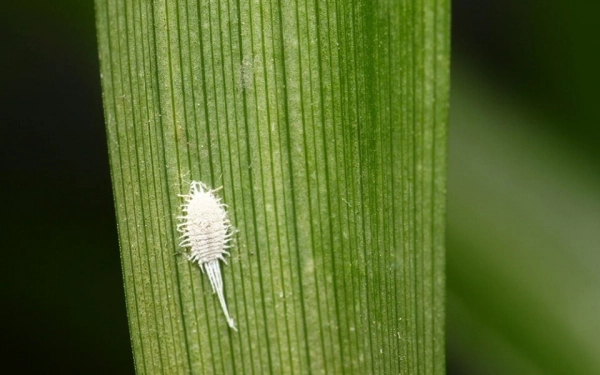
95, 0, 449, 373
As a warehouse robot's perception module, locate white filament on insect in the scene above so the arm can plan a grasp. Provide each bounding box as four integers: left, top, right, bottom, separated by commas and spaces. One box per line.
177, 181, 236, 331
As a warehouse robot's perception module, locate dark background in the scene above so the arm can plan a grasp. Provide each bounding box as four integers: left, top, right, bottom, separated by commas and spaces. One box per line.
1, 1, 130, 373
1, 1, 598, 373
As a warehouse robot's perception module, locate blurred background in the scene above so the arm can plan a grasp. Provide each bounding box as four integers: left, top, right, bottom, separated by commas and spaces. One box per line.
1, 1, 598, 374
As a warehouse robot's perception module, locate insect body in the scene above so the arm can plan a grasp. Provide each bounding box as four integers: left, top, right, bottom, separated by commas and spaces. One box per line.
177, 181, 236, 330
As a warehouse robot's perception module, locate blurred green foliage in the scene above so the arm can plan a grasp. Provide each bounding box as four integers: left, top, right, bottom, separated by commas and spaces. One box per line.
448, 62, 600, 375
448, 1, 600, 374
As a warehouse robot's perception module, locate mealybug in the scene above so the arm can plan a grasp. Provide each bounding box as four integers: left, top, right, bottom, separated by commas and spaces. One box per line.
177, 181, 236, 330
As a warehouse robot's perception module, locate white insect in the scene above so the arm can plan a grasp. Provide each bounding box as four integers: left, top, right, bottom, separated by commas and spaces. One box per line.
177, 181, 237, 330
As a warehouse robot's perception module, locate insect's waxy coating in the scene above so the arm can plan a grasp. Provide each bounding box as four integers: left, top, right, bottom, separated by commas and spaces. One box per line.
178, 181, 236, 330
